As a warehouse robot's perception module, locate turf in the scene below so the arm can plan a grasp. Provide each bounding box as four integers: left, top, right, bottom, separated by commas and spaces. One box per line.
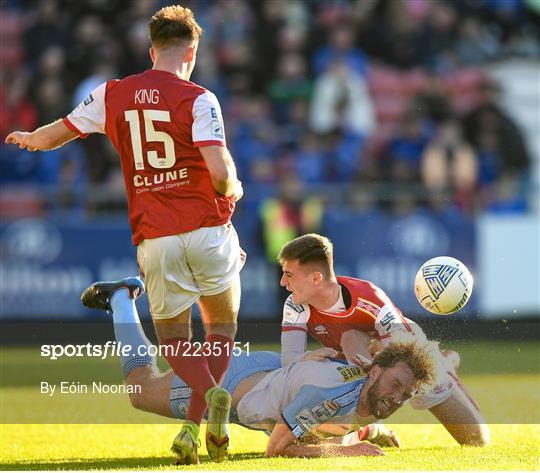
1, 341, 539, 470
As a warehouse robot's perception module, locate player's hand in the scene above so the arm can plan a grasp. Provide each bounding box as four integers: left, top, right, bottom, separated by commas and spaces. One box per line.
442, 349, 461, 373
350, 441, 385, 456
369, 338, 383, 357
361, 424, 401, 448
350, 353, 372, 370
230, 180, 243, 202
302, 347, 338, 362
5, 131, 37, 152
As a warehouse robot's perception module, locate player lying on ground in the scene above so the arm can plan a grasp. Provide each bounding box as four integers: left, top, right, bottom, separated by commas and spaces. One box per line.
81, 278, 439, 460
278, 234, 490, 446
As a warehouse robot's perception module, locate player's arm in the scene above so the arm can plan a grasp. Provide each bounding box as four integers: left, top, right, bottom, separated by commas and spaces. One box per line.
281, 296, 333, 365
429, 377, 490, 446
7, 82, 108, 153
192, 90, 243, 201
281, 328, 307, 366
340, 329, 373, 364
265, 421, 383, 457
198, 146, 243, 201
5, 120, 78, 152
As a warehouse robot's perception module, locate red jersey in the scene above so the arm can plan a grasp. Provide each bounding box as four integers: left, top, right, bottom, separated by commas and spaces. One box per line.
281, 276, 414, 360
63, 70, 234, 245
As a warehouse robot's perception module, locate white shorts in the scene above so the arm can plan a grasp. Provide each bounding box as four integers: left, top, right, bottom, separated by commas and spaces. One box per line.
137, 223, 245, 319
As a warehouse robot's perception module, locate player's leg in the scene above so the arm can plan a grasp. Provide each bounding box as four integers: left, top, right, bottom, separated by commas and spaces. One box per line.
137, 235, 220, 464
81, 278, 174, 417
198, 274, 241, 379
187, 224, 244, 462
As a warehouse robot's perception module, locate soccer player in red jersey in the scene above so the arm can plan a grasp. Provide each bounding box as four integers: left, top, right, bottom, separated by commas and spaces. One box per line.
278, 234, 490, 447
6, 5, 243, 464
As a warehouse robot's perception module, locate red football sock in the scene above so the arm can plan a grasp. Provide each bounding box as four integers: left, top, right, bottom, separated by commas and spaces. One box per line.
186, 392, 208, 425
162, 337, 216, 425
205, 333, 234, 384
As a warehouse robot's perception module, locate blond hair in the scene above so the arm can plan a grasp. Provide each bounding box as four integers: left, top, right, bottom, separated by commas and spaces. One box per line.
149, 5, 202, 48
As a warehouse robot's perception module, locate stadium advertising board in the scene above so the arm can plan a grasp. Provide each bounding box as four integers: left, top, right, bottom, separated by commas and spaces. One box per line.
0, 210, 476, 320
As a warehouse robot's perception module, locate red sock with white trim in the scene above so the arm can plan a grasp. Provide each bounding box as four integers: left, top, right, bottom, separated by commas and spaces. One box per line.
205, 333, 234, 384
162, 337, 216, 425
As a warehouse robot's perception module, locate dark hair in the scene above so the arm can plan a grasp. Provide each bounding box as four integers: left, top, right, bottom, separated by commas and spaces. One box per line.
149, 5, 202, 49
278, 233, 333, 276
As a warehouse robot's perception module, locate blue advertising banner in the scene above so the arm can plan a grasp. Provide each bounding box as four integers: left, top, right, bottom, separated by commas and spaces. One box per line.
0, 210, 476, 320
0, 219, 143, 319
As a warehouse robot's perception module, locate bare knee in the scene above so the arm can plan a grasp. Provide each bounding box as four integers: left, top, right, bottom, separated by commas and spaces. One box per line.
128, 389, 146, 410
125, 366, 156, 411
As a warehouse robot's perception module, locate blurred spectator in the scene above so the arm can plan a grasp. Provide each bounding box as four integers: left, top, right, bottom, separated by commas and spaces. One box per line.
462, 81, 530, 177
421, 1, 459, 68
326, 129, 366, 183
267, 53, 312, 123
23, 0, 68, 60
66, 15, 109, 80
412, 72, 452, 125
33, 78, 69, 124
294, 132, 327, 184
73, 62, 116, 107
0, 76, 37, 140
455, 17, 501, 65
229, 96, 278, 182
259, 175, 323, 260
36, 46, 66, 81
421, 120, 478, 213
280, 99, 310, 147
309, 58, 375, 136
259, 174, 323, 307
384, 112, 431, 183
119, 19, 151, 77
312, 26, 369, 77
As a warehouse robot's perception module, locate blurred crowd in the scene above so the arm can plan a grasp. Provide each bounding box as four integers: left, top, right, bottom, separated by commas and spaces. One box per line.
1, 0, 538, 221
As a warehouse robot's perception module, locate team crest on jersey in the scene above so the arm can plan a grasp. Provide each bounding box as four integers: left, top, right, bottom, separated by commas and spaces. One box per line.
295, 400, 339, 432
337, 365, 366, 381
176, 400, 188, 418
83, 94, 94, 106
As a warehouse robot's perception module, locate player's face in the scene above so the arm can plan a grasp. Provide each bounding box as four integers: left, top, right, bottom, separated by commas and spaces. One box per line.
280, 259, 319, 305
366, 361, 418, 419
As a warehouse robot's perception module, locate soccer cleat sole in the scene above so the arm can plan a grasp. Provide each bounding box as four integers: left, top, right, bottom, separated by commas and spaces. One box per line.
206, 388, 231, 463
81, 277, 144, 311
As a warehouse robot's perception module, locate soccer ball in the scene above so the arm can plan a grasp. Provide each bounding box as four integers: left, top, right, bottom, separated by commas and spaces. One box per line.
414, 256, 473, 315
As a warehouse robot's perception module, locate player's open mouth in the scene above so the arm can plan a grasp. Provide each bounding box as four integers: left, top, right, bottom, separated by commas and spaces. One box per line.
380, 399, 392, 411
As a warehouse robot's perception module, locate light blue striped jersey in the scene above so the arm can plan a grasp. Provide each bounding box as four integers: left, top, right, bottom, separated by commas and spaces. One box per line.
236, 359, 375, 438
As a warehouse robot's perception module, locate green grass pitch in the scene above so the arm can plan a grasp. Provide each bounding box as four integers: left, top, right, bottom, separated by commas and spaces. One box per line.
1, 341, 539, 470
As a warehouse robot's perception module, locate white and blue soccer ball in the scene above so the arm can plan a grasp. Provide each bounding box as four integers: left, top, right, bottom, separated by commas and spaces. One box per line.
414, 256, 474, 315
